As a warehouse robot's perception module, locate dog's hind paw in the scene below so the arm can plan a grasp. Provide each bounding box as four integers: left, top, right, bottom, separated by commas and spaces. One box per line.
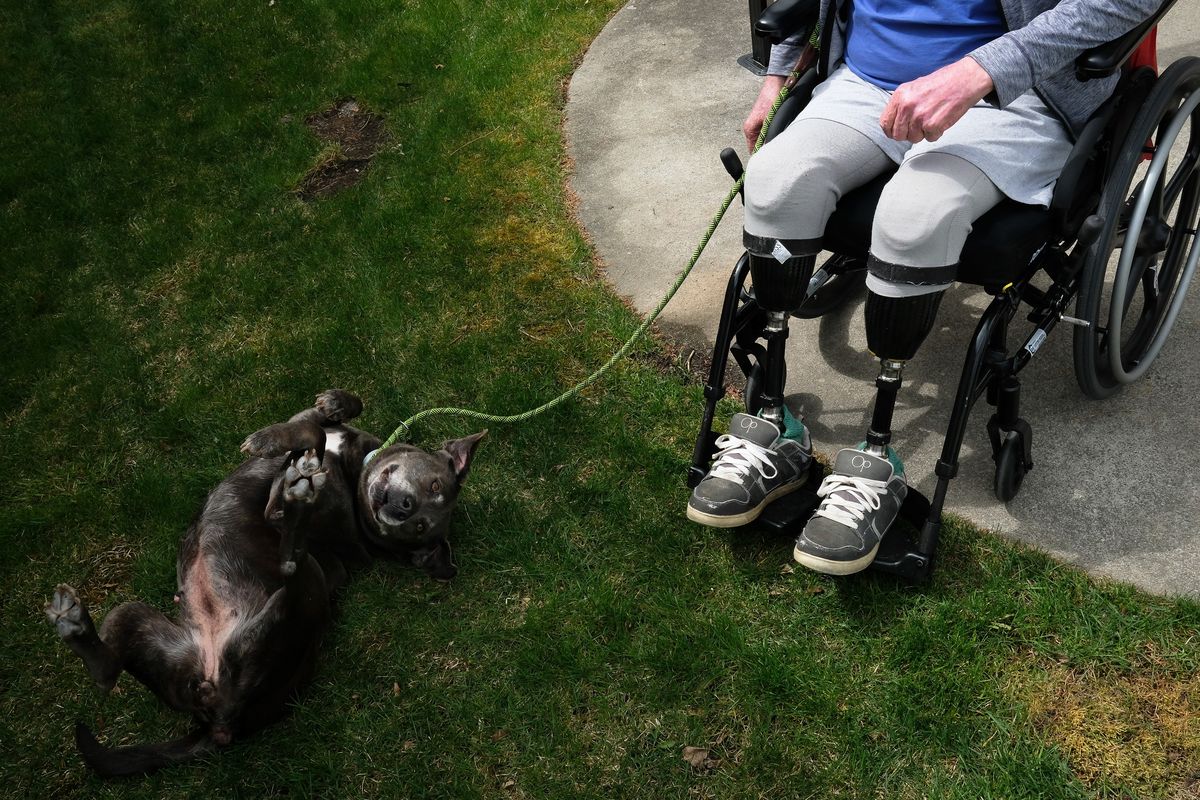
44, 584, 93, 640
284, 449, 327, 504
241, 428, 280, 458
241, 419, 324, 460
315, 390, 363, 423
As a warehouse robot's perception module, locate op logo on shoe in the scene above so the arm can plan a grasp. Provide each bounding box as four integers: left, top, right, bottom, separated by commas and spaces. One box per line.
739, 418, 760, 433
851, 454, 874, 472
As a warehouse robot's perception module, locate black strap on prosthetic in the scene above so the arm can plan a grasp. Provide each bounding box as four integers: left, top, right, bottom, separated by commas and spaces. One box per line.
867, 254, 958, 289
744, 231, 820, 313
864, 289, 945, 361
743, 231, 822, 258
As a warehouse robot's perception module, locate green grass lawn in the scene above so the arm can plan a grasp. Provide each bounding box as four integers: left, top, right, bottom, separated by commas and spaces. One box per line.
3, 1, 1198, 797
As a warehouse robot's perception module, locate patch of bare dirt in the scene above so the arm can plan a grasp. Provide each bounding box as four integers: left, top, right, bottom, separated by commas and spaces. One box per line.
631, 337, 716, 389
296, 98, 390, 201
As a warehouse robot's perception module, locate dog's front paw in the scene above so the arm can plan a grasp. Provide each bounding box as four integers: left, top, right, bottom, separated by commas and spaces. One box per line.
44, 584, 93, 640
283, 448, 327, 505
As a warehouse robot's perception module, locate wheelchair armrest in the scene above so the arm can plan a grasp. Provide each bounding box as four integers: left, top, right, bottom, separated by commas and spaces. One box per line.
756, 0, 821, 43
1050, 65, 1157, 238
1048, 106, 1110, 230
1074, 0, 1177, 80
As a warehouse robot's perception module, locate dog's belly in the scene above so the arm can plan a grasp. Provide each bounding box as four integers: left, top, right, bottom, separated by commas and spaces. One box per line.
181, 554, 242, 682
324, 430, 345, 455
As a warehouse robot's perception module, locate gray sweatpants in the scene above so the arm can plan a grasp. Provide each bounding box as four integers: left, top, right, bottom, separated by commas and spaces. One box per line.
745, 116, 1004, 298
744, 64, 1075, 298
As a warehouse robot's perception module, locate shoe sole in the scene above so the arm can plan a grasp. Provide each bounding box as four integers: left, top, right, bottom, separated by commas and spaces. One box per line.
792, 542, 880, 576
686, 478, 806, 528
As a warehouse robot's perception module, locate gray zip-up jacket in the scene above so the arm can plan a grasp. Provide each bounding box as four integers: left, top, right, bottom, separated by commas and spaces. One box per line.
767, 0, 1165, 137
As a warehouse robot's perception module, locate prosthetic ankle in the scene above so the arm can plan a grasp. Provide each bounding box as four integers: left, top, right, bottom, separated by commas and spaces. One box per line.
862, 290, 945, 456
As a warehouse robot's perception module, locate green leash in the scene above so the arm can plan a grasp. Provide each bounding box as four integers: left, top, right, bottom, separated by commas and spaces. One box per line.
375, 77, 798, 453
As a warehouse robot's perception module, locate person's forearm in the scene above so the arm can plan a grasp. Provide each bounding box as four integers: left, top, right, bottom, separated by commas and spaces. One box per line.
970, 0, 1162, 106
744, 75, 789, 152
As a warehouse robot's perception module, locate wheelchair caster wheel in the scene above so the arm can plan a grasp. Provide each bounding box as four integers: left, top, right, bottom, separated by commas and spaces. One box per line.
993, 435, 1027, 502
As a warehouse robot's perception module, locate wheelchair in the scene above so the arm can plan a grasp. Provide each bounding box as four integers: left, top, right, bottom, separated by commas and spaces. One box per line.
688, 0, 1200, 581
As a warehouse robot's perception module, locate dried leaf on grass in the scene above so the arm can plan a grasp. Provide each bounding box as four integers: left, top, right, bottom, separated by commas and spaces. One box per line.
682, 745, 719, 770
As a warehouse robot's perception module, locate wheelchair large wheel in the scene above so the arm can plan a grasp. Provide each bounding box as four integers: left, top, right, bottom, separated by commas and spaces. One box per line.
1074, 57, 1200, 399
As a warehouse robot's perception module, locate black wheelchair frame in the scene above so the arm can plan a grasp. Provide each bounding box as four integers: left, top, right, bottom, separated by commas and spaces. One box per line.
689, 0, 1200, 582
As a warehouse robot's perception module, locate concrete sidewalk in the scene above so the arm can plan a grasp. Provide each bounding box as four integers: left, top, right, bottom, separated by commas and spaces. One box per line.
566, 0, 1200, 596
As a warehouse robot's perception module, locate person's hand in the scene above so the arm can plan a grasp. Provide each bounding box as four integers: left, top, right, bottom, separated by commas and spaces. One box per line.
744, 75, 788, 152
879, 57, 994, 143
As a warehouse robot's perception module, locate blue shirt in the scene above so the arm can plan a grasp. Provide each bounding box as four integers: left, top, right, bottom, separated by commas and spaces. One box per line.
844, 0, 1007, 90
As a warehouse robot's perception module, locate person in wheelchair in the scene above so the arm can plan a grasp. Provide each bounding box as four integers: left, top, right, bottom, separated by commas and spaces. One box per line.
687, 0, 1164, 575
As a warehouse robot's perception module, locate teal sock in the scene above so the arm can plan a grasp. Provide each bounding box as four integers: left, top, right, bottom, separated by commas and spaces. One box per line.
857, 440, 904, 474
767, 406, 806, 441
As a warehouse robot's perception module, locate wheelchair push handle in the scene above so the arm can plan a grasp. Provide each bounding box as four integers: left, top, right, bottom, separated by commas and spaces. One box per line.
720, 148, 746, 183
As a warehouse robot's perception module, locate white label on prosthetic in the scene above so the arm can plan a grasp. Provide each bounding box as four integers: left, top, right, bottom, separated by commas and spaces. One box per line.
1025, 329, 1047, 356
771, 240, 793, 263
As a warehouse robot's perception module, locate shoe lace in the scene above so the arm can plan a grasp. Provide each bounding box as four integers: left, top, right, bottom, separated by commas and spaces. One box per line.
709, 434, 778, 482
814, 474, 888, 528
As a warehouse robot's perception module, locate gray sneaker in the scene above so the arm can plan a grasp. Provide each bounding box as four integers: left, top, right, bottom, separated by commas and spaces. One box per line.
687, 413, 812, 528
793, 448, 907, 575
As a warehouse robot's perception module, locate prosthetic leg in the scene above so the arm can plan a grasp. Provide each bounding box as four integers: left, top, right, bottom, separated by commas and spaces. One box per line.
846, 289, 946, 578
862, 291, 944, 458
744, 233, 817, 429
683, 234, 822, 528
686, 234, 826, 519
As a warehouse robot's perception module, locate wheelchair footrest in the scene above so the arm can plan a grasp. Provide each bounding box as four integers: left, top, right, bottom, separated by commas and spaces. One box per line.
744, 466, 939, 584
868, 489, 936, 583
754, 462, 828, 534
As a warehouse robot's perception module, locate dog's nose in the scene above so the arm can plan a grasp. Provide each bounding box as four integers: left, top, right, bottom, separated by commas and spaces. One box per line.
385, 492, 417, 520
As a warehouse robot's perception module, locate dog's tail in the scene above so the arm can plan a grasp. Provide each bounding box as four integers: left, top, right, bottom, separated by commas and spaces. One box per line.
74, 722, 212, 777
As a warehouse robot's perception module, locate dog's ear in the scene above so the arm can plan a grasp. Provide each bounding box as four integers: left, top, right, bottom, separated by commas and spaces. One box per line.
441, 430, 487, 483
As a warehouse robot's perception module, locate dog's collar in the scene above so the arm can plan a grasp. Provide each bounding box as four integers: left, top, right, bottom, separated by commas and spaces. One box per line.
363, 449, 379, 466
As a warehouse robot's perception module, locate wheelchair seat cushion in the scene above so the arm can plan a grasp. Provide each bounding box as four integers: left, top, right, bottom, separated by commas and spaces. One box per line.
823, 172, 1055, 291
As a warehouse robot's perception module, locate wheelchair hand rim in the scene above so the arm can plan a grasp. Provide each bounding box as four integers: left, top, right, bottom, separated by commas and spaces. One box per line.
1107, 88, 1200, 384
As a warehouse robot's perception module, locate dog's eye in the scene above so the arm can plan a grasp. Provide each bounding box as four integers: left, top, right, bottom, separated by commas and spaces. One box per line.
430, 479, 442, 493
